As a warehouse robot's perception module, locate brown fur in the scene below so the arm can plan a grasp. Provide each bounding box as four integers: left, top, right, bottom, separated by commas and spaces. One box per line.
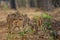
7, 12, 23, 33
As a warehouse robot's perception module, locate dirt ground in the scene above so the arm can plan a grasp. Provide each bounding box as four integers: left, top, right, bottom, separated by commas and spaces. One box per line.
0, 8, 60, 40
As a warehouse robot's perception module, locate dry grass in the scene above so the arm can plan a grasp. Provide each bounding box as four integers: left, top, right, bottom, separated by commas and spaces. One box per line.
0, 8, 60, 40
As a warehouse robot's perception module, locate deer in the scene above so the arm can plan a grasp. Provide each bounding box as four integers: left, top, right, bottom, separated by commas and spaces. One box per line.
7, 12, 24, 33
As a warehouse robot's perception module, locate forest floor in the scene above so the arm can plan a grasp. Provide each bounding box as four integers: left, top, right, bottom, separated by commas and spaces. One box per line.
0, 8, 60, 40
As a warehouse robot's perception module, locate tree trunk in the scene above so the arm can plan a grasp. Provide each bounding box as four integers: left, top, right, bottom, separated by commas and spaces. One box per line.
34, 0, 37, 8
25, 0, 29, 8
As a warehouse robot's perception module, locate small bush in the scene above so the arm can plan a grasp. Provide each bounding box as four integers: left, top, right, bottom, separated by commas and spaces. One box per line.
18, 31, 25, 36
42, 13, 52, 19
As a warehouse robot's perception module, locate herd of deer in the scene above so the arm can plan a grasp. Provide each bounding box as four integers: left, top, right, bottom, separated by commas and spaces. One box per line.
4, 11, 60, 40
7, 11, 42, 34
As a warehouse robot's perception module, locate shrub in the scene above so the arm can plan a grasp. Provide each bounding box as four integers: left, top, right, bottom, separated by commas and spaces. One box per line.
42, 13, 52, 19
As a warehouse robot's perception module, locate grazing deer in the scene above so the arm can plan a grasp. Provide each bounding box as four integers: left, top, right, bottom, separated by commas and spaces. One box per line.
23, 14, 30, 27
7, 12, 23, 33
22, 15, 43, 34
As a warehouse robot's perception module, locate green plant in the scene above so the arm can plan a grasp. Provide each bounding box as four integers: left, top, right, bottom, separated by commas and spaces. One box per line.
42, 13, 57, 40
43, 21, 52, 30
38, 13, 52, 32
42, 13, 52, 29
42, 13, 52, 19
18, 28, 34, 36
18, 31, 25, 36
33, 16, 39, 20
33, 16, 40, 22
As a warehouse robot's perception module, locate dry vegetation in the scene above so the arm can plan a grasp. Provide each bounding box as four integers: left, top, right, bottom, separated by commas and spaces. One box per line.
0, 8, 60, 40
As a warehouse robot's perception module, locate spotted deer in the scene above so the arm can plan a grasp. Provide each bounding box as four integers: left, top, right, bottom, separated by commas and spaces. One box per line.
7, 12, 23, 33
